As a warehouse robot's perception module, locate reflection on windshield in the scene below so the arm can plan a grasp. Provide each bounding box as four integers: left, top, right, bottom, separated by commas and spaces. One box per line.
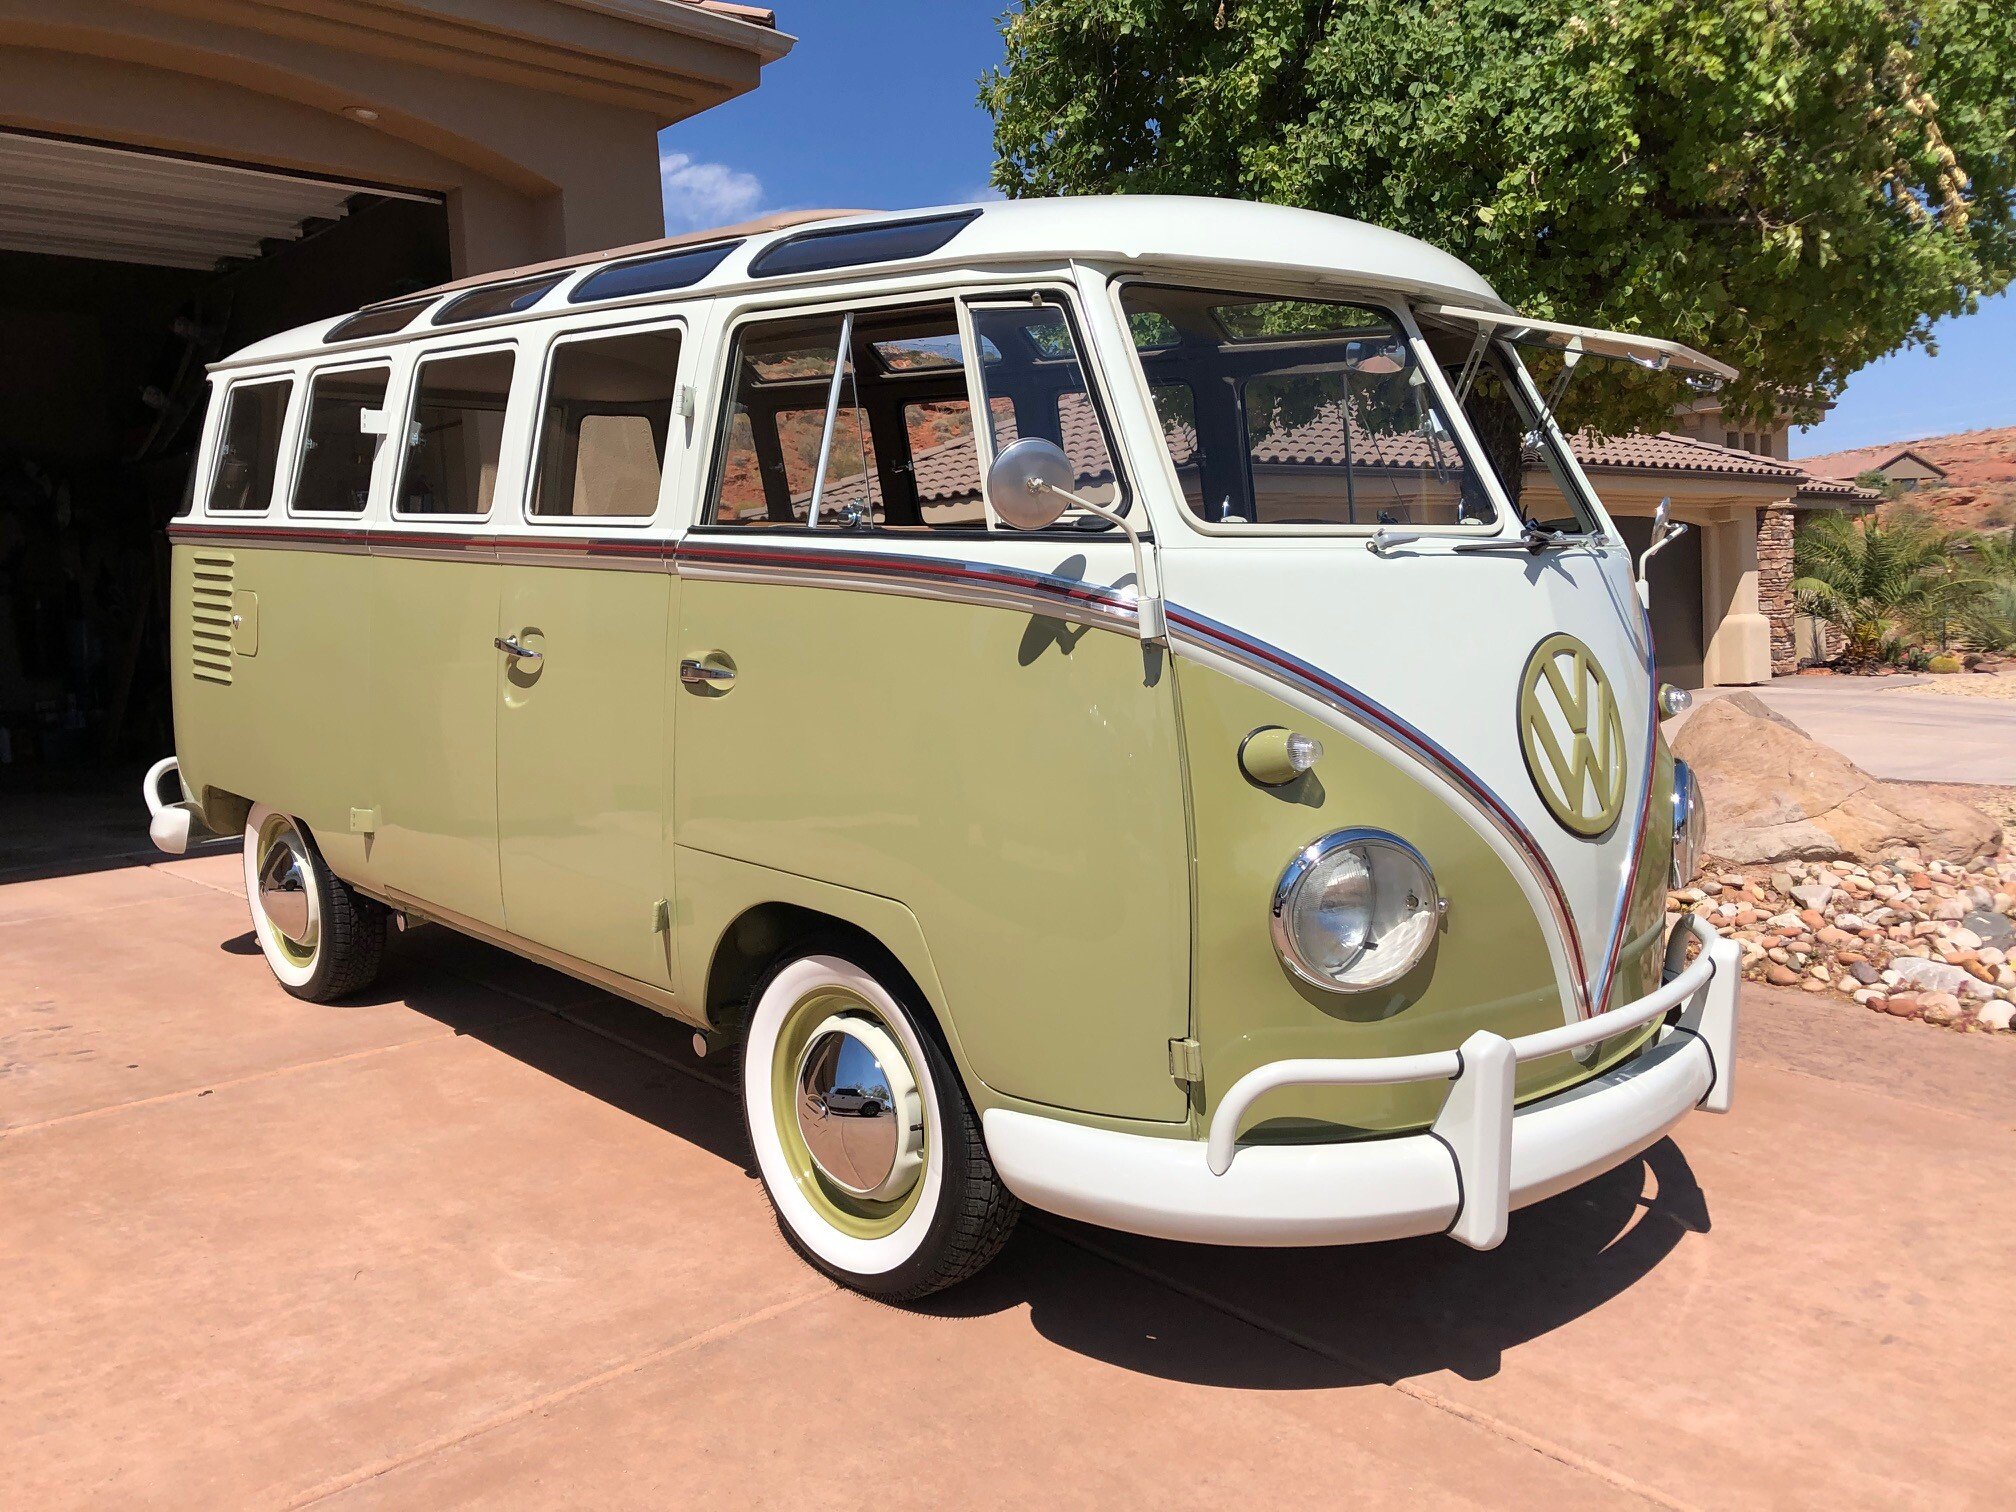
1122, 285, 1498, 529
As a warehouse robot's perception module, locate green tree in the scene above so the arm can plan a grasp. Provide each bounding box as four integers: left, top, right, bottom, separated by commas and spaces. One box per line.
1792, 512, 1956, 665
983, 0, 2016, 437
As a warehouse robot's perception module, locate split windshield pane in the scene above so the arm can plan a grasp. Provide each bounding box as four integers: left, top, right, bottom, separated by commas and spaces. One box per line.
1120, 284, 1497, 529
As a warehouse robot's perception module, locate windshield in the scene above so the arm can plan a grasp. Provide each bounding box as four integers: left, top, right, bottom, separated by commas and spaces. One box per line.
1120, 284, 1499, 530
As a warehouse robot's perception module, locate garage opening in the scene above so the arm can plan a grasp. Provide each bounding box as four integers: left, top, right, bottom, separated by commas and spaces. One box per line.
1614, 514, 1707, 689
0, 130, 447, 867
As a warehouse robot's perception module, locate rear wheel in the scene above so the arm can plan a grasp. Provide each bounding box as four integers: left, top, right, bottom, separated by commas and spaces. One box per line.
242, 804, 386, 1001
741, 950, 1019, 1300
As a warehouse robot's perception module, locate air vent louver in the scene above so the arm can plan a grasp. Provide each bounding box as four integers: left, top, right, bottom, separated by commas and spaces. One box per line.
189, 551, 236, 685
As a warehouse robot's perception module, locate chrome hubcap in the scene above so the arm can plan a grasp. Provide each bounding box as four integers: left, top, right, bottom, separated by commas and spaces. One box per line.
257, 830, 316, 950
794, 1018, 921, 1200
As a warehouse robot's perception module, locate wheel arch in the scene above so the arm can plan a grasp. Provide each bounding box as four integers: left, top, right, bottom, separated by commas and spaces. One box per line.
677, 850, 972, 1084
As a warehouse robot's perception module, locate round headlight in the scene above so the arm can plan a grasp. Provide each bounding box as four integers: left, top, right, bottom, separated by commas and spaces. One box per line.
1271, 830, 1442, 992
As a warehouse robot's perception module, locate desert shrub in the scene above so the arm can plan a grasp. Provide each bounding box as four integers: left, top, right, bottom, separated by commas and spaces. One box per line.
1928, 652, 1964, 673
1794, 513, 1957, 668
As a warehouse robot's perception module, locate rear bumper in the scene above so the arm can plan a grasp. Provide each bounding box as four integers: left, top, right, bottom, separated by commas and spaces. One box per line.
982, 915, 1738, 1250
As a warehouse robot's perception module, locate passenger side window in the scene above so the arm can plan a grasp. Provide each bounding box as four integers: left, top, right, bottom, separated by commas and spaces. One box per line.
291, 366, 388, 515
704, 297, 1118, 532
207, 379, 292, 513
530, 326, 682, 519
396, 349, 515, 517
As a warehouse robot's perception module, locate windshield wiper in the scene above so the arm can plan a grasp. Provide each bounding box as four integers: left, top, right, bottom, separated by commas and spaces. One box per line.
1452, 520, 1595, 554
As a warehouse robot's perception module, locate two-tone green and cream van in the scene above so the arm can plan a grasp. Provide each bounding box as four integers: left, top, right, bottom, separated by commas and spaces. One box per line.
148, 197, 1738, 1299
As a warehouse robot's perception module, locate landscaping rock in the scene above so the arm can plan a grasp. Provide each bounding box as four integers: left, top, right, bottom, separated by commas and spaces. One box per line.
1964, 910, 2014, 947
1978, 1002, 2015, 1032
1890, 957, 1973, 995
1671, 694, 2001, 864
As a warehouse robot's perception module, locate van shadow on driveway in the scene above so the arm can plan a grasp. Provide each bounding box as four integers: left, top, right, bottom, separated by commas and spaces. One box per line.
336, 923, 1706, 1394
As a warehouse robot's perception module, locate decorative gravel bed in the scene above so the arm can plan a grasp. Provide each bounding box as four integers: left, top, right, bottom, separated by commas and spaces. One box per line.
1892, 671, 2016, 701
1670, 850, 2016, 1032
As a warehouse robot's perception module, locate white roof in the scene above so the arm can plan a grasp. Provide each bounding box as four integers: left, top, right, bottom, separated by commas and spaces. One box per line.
218, 196, 1515, 369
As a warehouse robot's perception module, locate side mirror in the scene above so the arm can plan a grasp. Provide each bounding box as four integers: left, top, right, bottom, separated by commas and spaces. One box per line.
984, 437, 1073, 532
1637, 495, 1689, 590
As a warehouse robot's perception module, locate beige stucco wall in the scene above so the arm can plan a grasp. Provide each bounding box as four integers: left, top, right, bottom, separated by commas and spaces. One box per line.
0, 0, 784, 275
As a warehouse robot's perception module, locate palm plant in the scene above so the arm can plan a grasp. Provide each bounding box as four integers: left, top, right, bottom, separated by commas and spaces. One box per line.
1792, 512, 1956, 668
1955, 530, 2016, 653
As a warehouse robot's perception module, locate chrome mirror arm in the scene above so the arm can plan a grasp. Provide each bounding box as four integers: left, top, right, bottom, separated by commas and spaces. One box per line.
1035, 481, 1166, 645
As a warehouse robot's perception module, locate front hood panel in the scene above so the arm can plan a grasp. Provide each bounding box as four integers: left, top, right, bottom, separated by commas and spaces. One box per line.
1163, 539, 1661, 1020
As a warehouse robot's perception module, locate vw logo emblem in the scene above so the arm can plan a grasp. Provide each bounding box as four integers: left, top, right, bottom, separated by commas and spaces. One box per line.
1518, 633, 1627, 837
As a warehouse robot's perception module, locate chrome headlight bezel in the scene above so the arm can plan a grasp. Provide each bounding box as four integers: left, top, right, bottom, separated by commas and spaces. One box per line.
1670, 759, 1707, 886
1270, 829, 1443, 993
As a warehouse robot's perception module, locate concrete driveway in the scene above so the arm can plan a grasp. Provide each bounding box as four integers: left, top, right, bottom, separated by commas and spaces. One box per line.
6, 848, 2014, 1507
1686, 678, 2016, 785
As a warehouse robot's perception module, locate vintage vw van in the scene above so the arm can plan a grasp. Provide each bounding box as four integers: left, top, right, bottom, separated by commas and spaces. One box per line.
149, 198, 1738, 1299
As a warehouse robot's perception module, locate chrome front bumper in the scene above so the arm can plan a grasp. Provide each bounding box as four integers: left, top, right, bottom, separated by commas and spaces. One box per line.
982, 915, 1739, 1250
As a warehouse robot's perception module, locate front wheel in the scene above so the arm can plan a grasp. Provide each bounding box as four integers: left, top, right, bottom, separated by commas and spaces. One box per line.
741, 951, 1019, 1300
242, 804, 386, 1002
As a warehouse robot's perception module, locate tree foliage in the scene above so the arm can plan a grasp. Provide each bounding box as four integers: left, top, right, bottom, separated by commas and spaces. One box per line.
982, 0, 2016, 436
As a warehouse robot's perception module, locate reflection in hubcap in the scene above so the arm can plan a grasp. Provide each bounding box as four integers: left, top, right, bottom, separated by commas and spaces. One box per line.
795, 1024, 910, 1197
257, 832, 316, 949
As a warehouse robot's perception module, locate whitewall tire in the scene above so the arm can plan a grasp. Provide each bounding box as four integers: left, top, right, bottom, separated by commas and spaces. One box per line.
741, 950, 1019, 1299
242, 804, 386, 1002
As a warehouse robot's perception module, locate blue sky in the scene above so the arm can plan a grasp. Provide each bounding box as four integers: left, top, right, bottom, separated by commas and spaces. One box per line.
661, 4, 2014, 457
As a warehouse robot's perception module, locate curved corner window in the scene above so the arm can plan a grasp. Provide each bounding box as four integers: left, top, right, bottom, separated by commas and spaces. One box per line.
206, 378, 293, 513
328, 299, 431, 343
432, 274, 564, 325
570, 240, 742, 304
747, 210, 981, 279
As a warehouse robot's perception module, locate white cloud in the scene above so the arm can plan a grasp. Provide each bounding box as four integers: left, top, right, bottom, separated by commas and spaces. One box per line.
659, 151, 764, 233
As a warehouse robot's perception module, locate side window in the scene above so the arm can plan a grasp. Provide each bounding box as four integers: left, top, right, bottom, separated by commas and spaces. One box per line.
708, 312, 877, 529
530, 326, 682, 519
397, 349, 515, 517
966, 299, 1126, 515
207, 379, 292, 513
291, 366, 389, 515
704, 296, 1116, 533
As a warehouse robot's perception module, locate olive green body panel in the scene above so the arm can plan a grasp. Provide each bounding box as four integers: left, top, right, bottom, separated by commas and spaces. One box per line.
496, 564, 676, 986
171, 542, 376, 880
675, 576, 1192, 1124
1175, 659, 1658, 1141
367, 553, 506, 926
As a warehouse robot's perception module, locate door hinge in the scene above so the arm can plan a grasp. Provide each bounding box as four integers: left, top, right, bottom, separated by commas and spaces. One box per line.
349, 806, 379, 835
651, 897, 672, 934
1168, 1037, 1203, 1084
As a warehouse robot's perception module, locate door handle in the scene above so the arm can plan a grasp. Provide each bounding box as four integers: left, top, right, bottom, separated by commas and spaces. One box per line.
494, 634, 542, 662
679, 657, 735, 688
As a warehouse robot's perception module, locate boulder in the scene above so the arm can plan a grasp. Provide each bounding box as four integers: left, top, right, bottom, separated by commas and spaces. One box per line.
1672, 695, 2001, 866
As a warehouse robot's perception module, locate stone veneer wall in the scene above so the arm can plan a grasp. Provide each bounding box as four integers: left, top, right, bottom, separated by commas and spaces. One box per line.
1758, 504, 1798, 674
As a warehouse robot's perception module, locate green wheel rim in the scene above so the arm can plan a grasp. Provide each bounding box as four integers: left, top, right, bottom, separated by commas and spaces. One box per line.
255, 813, 318, 970
770, 984, 928, 1241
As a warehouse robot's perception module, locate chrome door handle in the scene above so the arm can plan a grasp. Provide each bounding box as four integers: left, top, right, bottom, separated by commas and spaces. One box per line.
494, 634, 541, 662
679, 658, 735, 686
